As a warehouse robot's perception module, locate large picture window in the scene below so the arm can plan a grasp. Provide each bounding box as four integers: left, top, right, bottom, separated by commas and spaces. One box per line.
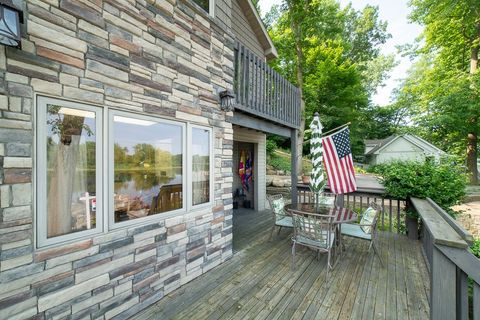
37, 97, 212, 247
111, 114, 184, 223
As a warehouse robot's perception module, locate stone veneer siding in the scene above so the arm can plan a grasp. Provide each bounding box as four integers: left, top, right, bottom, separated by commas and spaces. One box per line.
0, 0, 235, 319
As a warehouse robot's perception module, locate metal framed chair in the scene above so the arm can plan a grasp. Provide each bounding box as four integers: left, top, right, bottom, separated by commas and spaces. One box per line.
341, 202, 384, 266
290, 210, 337, 272
267, 194, 293, 239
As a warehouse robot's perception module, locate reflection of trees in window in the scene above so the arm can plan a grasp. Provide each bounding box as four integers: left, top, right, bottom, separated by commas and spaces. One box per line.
192, 0, 209, 11
113, 140, 183, 221
114, 142, 179, 177
192, 126, 210, 206
46, 105, 95, 237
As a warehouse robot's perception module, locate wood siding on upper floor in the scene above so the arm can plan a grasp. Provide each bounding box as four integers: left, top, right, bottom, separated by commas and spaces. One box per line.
214, 0, 232, 30
231, 0, 265, 59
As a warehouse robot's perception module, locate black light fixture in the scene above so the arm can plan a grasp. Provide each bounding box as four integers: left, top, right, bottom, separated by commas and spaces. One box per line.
0, 0, 23, 49
219, 89, 235, 112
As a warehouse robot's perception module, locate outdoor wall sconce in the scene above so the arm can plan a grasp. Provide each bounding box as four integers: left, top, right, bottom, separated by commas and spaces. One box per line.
0, 0, 23, 49
219, 89, 235, 112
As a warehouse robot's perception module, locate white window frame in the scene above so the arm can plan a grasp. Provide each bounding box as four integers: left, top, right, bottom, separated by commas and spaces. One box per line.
187, 124, 214, 211
36, 97, 215, 248
191, 0, 214, 17
209, 0, 215, 17
108, 110, 187, 229
36, 96, 104, 248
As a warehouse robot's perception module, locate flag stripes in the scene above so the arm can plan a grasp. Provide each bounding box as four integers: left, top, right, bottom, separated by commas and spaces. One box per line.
322, 127, 357, 194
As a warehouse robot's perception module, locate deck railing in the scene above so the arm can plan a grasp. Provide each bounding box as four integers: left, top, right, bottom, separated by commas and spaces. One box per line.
411, 197, 479, 320
233, 42, 301, 129
297, 184, 406, 233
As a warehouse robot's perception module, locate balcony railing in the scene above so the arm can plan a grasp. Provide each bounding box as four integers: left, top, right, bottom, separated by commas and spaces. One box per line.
411, 198, 479, 320
233, 42, 301, 129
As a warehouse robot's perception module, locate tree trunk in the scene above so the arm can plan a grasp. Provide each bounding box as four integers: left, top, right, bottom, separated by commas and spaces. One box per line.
286, 0, 306, 176
467, 132, 477, 184
467, 24, 479, 185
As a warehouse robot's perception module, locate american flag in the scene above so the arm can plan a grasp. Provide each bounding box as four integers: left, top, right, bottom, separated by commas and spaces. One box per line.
322, 127, 357, 194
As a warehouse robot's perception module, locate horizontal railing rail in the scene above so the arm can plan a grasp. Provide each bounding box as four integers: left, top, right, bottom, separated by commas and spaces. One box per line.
297, 184, 406, 233
233, 41, 301, 129
411, 197, 480, 320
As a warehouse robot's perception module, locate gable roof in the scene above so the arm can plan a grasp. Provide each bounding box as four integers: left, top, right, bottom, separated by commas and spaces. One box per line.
365, 139, 386, 146
364, 134, 446, 156
237, 0, 278, 60
364, 136, 396, 155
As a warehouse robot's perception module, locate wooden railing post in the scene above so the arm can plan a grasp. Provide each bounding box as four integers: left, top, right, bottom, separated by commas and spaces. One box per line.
430, 247, 457, 320
474, 283, 480, 320
456, 267, 468, 320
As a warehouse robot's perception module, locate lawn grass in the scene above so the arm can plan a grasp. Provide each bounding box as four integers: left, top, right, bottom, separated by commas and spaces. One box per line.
267, 149, 312, 174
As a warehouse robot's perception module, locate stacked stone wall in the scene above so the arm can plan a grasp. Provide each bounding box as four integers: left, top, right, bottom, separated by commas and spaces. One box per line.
0, 0, 234, 319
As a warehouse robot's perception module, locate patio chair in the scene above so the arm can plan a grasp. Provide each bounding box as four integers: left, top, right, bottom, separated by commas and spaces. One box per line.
267, 194, 293, 239
290, 210, 337, 272
340, 202, 384, 267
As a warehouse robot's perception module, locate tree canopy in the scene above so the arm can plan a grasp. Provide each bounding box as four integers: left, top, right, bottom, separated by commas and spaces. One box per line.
393, 0, 480, 183
265, 0, 395, 157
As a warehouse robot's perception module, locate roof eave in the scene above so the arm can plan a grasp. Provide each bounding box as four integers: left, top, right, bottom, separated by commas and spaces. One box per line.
243, 0, 278, 60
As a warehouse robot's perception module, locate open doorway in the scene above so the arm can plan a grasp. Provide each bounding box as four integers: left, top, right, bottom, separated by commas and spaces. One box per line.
233, 141, 255, 211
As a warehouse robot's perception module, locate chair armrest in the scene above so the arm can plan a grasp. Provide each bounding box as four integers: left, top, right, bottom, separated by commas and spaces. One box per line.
343, 222, 373, 227
356, 223, 375, 227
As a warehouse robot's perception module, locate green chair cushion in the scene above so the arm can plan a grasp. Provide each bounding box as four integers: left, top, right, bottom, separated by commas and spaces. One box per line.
276, 216, 293, 228
341, 224, 372, 240
295, 231, 335, 249
271, 197, 287, 220
359, 207, 376, 234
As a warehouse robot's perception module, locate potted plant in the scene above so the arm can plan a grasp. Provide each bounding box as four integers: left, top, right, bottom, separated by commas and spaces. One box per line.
301, 173, 310, 184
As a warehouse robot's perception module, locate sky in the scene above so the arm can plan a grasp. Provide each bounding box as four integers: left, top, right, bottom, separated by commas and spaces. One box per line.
258, 0, 423, 106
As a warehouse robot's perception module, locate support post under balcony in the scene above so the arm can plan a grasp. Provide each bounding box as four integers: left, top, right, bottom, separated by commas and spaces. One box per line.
291, 129, 298, 205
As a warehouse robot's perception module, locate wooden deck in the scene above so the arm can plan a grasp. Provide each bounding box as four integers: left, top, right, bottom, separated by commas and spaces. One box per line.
133, 209, 430, 320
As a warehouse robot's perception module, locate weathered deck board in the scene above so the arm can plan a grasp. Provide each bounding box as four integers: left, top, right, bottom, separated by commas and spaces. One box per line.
132, 209, 430, 320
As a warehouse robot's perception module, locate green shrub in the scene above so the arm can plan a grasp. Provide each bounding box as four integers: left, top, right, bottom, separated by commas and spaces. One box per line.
266, 139, 277, 156
370, 158, 467, 217
471, 239, 480, 258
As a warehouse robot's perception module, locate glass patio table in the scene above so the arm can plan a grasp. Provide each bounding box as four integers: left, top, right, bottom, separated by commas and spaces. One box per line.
284, 203, 357, 254
284, 203, 357, 224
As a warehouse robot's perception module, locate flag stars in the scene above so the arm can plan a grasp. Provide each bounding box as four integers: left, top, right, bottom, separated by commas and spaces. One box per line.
332, 128, 352, 158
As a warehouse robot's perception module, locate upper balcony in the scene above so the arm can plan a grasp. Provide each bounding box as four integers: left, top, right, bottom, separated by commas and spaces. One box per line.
232, 41, 302, 131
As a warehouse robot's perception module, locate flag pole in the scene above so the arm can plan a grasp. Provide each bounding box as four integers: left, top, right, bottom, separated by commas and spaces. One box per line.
303, 122, 351, 145
321, 122, 351, 137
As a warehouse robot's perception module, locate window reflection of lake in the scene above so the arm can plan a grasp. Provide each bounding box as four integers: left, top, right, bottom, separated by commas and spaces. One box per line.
114, 169, 182, 205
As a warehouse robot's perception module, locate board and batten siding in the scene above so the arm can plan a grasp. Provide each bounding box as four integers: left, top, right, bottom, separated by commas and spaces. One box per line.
233, 127, 267, 211
373, 137, 425, 165
231, 0, 265, 59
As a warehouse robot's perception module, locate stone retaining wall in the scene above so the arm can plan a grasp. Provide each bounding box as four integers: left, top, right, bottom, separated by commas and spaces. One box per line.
0, 0, 234, 319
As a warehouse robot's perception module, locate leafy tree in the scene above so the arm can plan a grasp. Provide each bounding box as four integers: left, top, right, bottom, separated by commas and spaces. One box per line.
358, 103, 410, 141
267, 1, 394, 164
404, 0, 480, 184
